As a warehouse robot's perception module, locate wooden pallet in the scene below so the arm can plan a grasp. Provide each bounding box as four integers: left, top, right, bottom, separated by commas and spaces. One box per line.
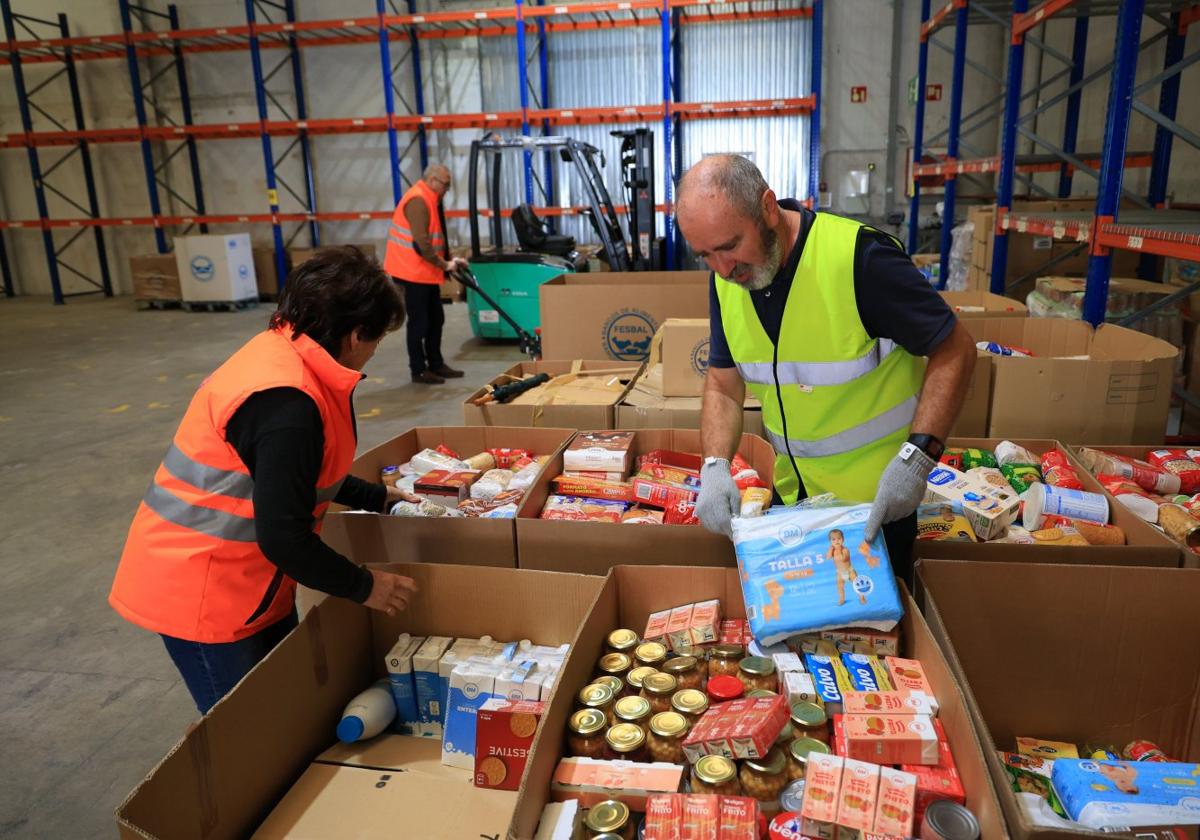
135, 298, 183, 311
182, 299, 259, 313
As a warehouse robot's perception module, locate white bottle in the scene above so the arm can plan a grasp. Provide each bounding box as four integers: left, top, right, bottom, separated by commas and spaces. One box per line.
337, 679, 396, 743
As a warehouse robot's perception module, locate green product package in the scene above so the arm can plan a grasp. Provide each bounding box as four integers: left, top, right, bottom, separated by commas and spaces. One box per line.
1000, 752, 1068, 818
961, 448, 998, 470
1001, 463, 1042, 494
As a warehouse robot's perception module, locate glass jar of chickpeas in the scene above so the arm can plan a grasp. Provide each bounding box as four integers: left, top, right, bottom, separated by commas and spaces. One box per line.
634, 642, 668, 669
606, 629, 639, 656
737, 656, 778, 693
584, 799, 634, 840
740, 747, 789, 812
774, 721, 795, 750
789, 701, 830, 745
691, 755, 742, 796
578, 682, 616, 725
708, 644, 744, 679
670, 688, 709, 724
746, 689, 778, 699
604, 722, 648, 762
597, 652, 632, 681
567, 708, 609, 759
593, 676, 624, 700
646, 711, 689, 764
612, 695, 652, 734
625, 666, 659, 696
640, 673, 679, 714
661, 656, 703, 692
787, 737, 831, 782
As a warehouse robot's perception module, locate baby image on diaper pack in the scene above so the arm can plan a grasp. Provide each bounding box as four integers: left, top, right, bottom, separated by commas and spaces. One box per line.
731, 502, 904, 646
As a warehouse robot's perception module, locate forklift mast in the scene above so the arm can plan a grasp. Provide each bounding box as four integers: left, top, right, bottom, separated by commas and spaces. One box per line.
611, 128, 659, 271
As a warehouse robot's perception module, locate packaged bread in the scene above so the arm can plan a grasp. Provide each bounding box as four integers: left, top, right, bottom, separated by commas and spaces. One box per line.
410, 448, 470, 475
621, 508, 664, 525
464, 452, 496, 472
470, 469, 514, 501
540, 495, 629, 523
508, 460, 544, 493
1158, 504, 1200, 548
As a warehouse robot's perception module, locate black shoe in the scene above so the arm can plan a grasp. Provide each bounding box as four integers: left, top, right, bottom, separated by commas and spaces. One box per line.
431, 365, 464, 378
412, 371, 445, 384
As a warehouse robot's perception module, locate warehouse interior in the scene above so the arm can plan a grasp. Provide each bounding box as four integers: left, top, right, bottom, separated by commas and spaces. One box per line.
3, 1, 1200, 838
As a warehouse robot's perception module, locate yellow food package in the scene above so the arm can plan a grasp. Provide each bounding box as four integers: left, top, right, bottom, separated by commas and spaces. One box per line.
915, 502, 977, 542
1016, 737, 1080, 760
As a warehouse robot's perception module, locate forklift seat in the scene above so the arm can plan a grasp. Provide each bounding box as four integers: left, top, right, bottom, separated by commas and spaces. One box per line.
511, 204, 576, 258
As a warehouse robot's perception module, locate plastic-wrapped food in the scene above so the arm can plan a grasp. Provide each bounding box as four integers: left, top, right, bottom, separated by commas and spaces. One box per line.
1041, 450, 1084, 490
394, 474, 419, 496
916, 502, 976, 541
1001, 463, 1042, 494
458, 489, 524, 517
1147, 449, 1200, 494
946, 221, 972, 291
1075, 447, 1180, 495
464, 452, 496, 471
540, 495, 629, 523
390, 499, 463, 517
508, 460, 543, 493
435, 443, 460, 459
488, 448, 534, 469
621, 508, 664, 525
471, 469, 514, 501
663, 499, 699, 525
960, 448, 998, 470
479, 504, 518, 519
740, 486, 772, 518
731, 454, 768, 490
938, 449, 964, 471
995, 440, 1040, 467
1096, 474, 1163, 522
977, 341, 1033, 357
410, 447, 469, 475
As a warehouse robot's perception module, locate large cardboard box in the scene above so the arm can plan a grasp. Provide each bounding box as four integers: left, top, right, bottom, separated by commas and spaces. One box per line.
252, 246, 283, 298
515, 429, 775, 575
964, 317, 1178, 442
914, 438, 1182, 568
917, 559, 1200, 840
462, 360, 640, 429
616, 362, 765, 437
659, 318, 710, 397
510, 565, 1009, 839
129, 254, 182, 301
951, 354, 993, 438
538, 270, 709, 362
114, 563, 605, 839
174, 233, 258, 303
941, 290, 1027, 318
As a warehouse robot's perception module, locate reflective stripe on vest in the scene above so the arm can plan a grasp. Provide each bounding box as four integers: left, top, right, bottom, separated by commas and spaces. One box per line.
384, 180, 445, 284
388, 222, 444, 252
735, 339, 899, 388
765, 395, 918, 459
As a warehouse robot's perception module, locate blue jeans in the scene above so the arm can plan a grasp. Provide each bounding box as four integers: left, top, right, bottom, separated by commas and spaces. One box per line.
161, 609, 298, 714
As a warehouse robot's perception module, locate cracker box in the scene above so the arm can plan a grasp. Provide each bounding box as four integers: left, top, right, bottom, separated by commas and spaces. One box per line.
883, 657, 936, 709
1051, 758, 1200, 830
836, 758, 881, 839
842, 714, 939, 765
550, 758, 685, 811
841, 690, 937, 717
1016, 736, 1080, 760
666, 604, 695, 651
412, 636, 453, 737
841, 653, 894, 693
805, 653, 854, 714
414, 469, 480, 505
631, 476, 698, 510
473, 698, 544, 791
873, 766, 917, 837
639, 463, 702, 491
800, 752, 845, 840
902, 720, 965, 825
563, 431, 635, 473
689, 599, 722, 646
645, 607, 672, 641
550, 475, 634, 503
384, 633, 426, 733
784, 671, 821, 707
923, 463, 1020, 540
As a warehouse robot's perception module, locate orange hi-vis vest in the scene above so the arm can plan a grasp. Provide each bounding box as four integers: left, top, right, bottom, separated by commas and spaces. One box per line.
109, 326, 362, 643
384, 179, 445, 285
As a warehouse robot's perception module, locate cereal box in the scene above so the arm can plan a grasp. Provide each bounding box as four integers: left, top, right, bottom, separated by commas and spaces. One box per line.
923, 463, 1020, 540
884, 657, 935, 705
835, 758, 881, 839
682, 794, 720, 839
689, 599, 722, 645
873, 766, 917, 837
551, 475, 634, 502
784, 671, 821, 708
550, 757, 685, 811
718, 795, 760, 840
1016, 736, 1080, 760
841, 653, 894, 692
632, 476, 698, 510
563, 430, 635, 473
773, 652, 806, 674
902, 720, 965, 825
805, 653, 854, 714
473, 698, 544, 791
644, 794, 683, 840
645, 607, 672, 641
800, 752, 845, 840
841, 690, 937, 717
842, 714, 939, 765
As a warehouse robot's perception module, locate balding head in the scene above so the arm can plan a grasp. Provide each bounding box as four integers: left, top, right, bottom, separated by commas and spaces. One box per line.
677, 155, 770, 224
423, 163, 452, 198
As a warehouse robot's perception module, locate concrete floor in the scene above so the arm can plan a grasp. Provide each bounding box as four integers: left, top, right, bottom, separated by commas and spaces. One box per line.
0, 294, 521, 838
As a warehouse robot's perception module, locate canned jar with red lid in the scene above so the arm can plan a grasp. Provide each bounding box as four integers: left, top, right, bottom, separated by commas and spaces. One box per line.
707, 674, 745, 703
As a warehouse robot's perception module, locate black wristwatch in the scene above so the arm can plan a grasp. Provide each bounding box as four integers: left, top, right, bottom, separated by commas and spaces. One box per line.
907, 433, 945, 460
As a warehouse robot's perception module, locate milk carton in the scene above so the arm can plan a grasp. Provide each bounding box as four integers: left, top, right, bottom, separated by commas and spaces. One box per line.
924, 463, 1020, 540
495, 660, 542, 702
442, 658, 503, 769
437, 637, 496, 730
384, 633, 426, 733
412, 636, 453, 737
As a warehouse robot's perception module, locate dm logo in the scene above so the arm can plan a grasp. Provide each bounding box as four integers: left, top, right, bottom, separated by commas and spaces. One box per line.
462, 682, 480, 700
190, 255, 215, 282
690, 337, 710, 377
779, 524, 805, 547
602, 308, 657, 361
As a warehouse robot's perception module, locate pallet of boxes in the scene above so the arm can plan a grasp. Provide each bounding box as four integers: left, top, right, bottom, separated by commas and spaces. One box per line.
129, 254, 182, 309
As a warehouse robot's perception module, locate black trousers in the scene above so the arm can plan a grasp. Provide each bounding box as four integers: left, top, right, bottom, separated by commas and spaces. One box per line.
397, 279, 444, 376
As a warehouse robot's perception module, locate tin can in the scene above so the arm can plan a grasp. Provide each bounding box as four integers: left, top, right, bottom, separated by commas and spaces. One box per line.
920, 800, 980, 840
1124, 739, 1171, 762
779, 778, 806, 813
767, 812, 804, 840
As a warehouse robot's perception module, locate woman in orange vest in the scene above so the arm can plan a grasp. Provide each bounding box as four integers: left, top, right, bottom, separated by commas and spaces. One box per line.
110, 246, 418, 714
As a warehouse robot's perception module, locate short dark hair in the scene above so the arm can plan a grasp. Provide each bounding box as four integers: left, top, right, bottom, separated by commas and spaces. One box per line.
269, 245, 404, 358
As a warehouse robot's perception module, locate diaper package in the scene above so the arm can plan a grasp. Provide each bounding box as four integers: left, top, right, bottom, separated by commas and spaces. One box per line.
1051, 758, 1200, 830
731, 503, 904, 645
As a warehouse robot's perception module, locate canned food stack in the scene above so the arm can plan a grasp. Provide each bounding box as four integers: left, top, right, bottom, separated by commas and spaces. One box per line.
381, 443, 549, 518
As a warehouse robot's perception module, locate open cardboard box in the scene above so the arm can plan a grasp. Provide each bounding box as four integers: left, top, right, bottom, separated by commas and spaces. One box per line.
952, 353, 994, 437
914, 439, 1183, 568
510, 565, 1010, 839
462, 360, 640, 429
115, 563, 605, 839
515, 429, 775, 574
616, 362, 765, 437
916, 559, 1200, 839
941, 290, 1028, 318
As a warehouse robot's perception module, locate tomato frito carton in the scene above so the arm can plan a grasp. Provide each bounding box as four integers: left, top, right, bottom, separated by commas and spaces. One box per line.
800, 752, 844, 840
835, 758, 880, 839
901, 720, 965, 825
842, 714, 939, 765
682, 793, 720, 839
873, 766, 917, 837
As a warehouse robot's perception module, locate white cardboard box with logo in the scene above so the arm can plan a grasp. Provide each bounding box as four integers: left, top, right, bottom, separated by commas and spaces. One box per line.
175, 233, 259, 304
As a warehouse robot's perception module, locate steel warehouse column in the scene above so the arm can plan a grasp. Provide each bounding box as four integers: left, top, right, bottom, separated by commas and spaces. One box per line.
672, 6, 682, 265
377, 0, 402, 205
405, 0, 428, 170
1083, 0, 1145, 326
808, 0, 822, 209
908, 0, 931, 254
515, 0, 533, 204
990, 0, 1028, 294
938, 0, 968, 291
1140, 11, 1183, 279
1057, 15, 1088, 198
60, 14, 113, 296
118, 0, 168, 255
285, 0, 319, 246
661, 0, 674, 269
245, 0, 288, 286
2, 0, 64, 303
0, 229, 12, 297
168, 5, 208, 233
536, 0, 555, 210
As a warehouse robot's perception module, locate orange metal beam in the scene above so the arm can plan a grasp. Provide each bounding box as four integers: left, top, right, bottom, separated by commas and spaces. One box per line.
1012, 0, 1075, 42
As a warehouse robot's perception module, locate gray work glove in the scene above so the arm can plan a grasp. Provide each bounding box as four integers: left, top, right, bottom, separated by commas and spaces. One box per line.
696, 457, 741, 539
865, 442, 936, 543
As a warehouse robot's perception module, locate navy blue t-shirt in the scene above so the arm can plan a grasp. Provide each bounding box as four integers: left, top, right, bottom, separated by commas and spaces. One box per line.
708, 201, 956, 368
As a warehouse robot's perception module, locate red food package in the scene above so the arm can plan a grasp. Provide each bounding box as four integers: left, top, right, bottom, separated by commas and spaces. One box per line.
643, 794, 682, 840
1148, 449, 1200, 494
509, 455, 537, 472
639, 449, 703, 472
1040, 450, 1084, 490
632, 477, 698, 510
663, 498, 700, 525
487, 447, 533, 469
551, 475, 634, 503
435, 443, 460, 459
731, 453, 767, 490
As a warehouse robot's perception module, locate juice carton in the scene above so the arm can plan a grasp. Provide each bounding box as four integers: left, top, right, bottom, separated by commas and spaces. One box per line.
805, 653, 853, 714
842, 689, 937, 717
873, 766, 917, 837
384, 633, 426, 733
666, 604, 695, 652
718, 795, 760, 840
1016, 736, 1079, 760
689, 599, 722, 645
473, 698, 544, 791
773, 652, 806, 674
442, 658, 502, 769
841, 653, 893, 692
835, 758, 880, 839
412, 635, 453, 737
682, 793, 720, 840
884, 657, 936, 710
800, 752, 845, 840
645, 607, 672, 641
784, 671, 821, 708
842, 714, 939, 765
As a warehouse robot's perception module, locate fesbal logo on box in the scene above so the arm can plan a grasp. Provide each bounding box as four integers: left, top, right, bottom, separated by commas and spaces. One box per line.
190, 255, 215, 282
603, 307, 657, 361
691, 336, 711, 377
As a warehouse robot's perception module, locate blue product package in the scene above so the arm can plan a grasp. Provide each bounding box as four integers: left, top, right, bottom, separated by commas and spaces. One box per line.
384, 633, 426, 733
804, 653, 853, 712
731, 503, 904, 645
1051, 759, 1200, 830
840, 652, 893, 692
412, 636, 453, 737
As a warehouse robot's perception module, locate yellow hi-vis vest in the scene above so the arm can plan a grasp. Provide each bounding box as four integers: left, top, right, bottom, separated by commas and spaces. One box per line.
714, 212, 926, 503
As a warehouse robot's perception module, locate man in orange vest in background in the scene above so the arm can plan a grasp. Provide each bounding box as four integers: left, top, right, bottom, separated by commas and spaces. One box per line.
384, 163, 469, 385
110, 247, 420, 715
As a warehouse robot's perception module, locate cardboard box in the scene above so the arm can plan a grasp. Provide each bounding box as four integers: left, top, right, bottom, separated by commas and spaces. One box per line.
917, 559, 1200, 839
940, 290, 1027, 318
115, 562, 605, 839
659, 318, 711, 397
515, 430, 775, 574
963, 318, 1178, 442
507, 565, 1009, 840
463, 360, 640, 429
252, 247, 283, 298
174, 233, 258, 303
617, 362, 765, 437
951, 353, 993, 438
129, 254, 181, 301
538, 270, 709, 362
